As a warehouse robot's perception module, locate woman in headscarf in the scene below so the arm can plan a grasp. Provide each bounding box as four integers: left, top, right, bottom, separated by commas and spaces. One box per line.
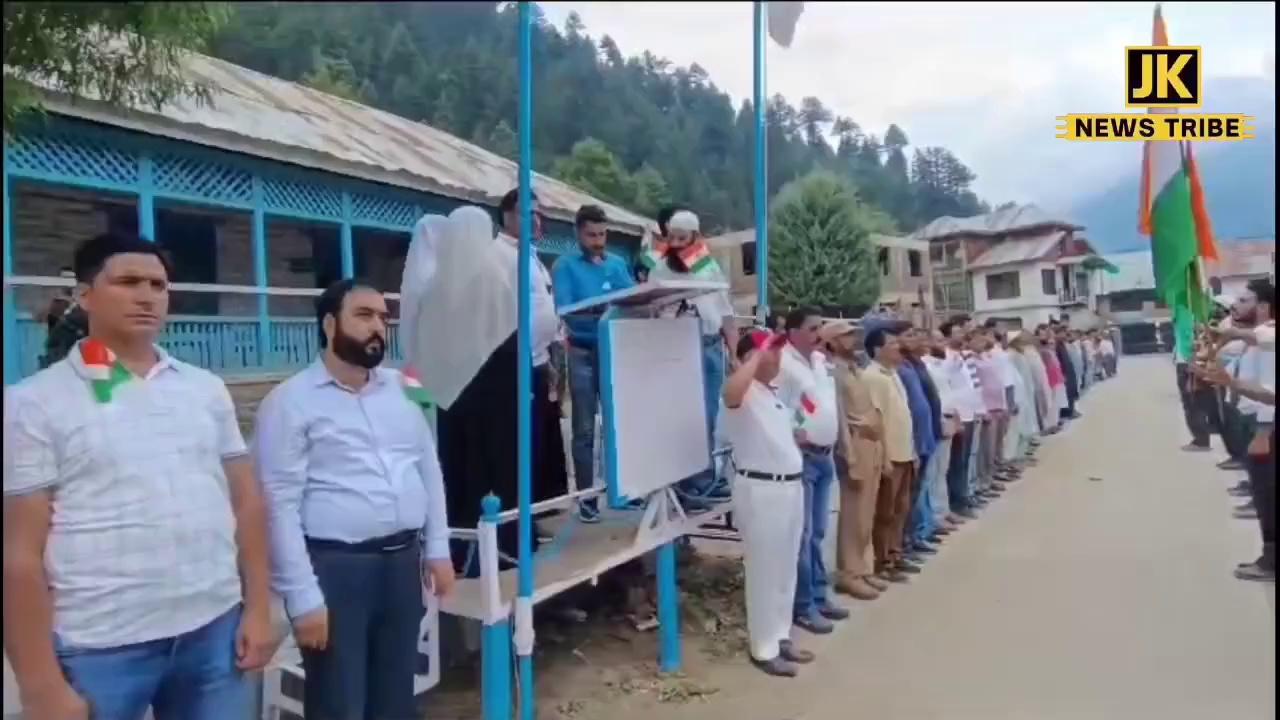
400, 203, 566, 575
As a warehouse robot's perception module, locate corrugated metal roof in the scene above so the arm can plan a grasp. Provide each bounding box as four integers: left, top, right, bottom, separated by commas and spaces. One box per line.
871, 233, 928, 251
968, 231, 1065, 270
910, 204, 1083, 242
31, 51, 652, 234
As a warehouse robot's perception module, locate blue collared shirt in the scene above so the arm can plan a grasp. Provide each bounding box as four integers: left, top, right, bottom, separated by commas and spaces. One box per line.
551, 250, 635, 347
254, 361, 449, 620
897, 363, 938, 460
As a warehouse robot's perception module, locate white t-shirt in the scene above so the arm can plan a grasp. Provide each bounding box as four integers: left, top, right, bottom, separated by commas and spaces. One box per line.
1241, 322, 1276, 423
991, 346, 1019, 389
943, 348, 982, 421
718, 381, 803, 476
776, 346, 839, 447
648, 260, 734, 337
496, 233, 558, 366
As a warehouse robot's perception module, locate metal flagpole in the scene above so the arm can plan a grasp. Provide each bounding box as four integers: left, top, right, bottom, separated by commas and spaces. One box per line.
753, 2, 769, 326
515, 3, 536, 719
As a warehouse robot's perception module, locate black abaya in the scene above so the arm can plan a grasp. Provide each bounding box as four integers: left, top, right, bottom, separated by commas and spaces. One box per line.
437, 333, 568, 576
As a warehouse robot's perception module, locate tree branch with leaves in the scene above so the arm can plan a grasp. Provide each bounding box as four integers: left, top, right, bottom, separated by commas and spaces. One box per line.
3, 2, 230, 130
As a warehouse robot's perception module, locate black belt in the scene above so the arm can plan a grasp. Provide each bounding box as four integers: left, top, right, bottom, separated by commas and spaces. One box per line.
305, 529, 419, 554
739, 469, 803, 482
801, 444, 833, 456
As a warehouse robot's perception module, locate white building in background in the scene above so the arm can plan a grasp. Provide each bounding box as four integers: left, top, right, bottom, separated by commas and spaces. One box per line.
1095, 239, 1275, 354
914, 204, 1106, 330
1098, 238, 1276, 324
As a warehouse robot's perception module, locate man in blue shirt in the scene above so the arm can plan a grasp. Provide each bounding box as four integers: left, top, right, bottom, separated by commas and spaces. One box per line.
552, 205, 636, 521
895, 327, 940, 573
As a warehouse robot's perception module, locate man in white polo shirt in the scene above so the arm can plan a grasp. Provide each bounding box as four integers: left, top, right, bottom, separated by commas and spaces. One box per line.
777, 308, 849, 635
3, 232, 274, 720
721, 331, 814, 678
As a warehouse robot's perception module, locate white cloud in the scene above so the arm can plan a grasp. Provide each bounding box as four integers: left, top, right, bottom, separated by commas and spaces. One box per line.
541, 1, 1275, 210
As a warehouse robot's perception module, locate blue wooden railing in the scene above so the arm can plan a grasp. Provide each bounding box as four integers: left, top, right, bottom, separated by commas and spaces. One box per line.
12, 315, 403, 380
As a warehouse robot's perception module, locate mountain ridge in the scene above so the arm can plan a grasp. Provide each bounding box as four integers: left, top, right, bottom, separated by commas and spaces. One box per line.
1071, 76, 1276, 252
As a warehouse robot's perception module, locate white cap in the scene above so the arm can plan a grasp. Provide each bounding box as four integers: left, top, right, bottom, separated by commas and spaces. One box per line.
667, 210, 700, 233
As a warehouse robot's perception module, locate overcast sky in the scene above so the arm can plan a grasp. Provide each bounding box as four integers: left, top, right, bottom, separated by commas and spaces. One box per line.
541, 2, 1276, 214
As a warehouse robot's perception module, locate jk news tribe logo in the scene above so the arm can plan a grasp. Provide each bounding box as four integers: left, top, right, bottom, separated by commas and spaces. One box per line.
1056, 46, 1256, 143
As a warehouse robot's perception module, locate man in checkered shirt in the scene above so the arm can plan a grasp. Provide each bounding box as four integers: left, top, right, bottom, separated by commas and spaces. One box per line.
2, 233, 274, 720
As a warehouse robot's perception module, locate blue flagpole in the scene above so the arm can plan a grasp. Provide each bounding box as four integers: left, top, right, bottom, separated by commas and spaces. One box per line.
516, 3, 536, 719
753, 2, 769, 325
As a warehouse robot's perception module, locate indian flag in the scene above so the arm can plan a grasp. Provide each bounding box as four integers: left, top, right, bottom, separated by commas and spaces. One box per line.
401, 367, 434, 409
1137, 4, 1218, 337
678, 241, 715, 276
80, 339, 130, 403
640, 241, 668, 270
768, 2, 805, 48
793, 392, 817, 427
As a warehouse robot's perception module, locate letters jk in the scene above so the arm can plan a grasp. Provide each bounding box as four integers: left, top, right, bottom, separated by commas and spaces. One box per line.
1126, 47, 1200, 108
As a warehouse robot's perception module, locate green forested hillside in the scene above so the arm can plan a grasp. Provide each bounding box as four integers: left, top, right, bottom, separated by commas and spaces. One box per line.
210, 1, 988, 233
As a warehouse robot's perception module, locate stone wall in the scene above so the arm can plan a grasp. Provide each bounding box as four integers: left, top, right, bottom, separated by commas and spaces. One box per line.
226, 376, 289, 439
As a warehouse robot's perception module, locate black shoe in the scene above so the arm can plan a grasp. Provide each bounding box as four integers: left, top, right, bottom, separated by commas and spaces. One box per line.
751, 655, 799, 677
1218, 458, 1246, 471
1228, 483, 1253, 498
793, 613, 834, 635
913, 543, 939, 555
895, 559, 922, 574
955, 508, 979, 520
1233, 562, 1276, 582
817, 603, 850, 621
779, 639, 815, 664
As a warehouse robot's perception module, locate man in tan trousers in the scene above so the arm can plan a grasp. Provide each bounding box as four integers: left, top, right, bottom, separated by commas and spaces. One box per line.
821, 321, 888, 601
862, 327, 916, 584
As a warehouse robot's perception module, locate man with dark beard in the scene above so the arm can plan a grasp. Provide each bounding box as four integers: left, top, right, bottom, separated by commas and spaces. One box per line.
256, 279, 454, 719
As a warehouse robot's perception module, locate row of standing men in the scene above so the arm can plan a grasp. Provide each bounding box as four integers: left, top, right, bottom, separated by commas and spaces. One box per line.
716, 309, 1118, 676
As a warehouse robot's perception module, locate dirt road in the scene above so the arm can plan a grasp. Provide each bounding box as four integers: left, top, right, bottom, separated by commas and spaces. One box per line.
608, 355, 1275, 720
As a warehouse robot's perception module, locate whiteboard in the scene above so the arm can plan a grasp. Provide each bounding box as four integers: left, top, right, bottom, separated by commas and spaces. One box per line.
600, 317, 710, 502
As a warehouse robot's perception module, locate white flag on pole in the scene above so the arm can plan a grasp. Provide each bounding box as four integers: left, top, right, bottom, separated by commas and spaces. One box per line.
768, 2, 805, 48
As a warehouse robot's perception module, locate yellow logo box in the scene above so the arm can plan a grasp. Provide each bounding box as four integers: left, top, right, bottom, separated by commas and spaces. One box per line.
1056, 114, 1255, 142
1125, 46, 1203, 109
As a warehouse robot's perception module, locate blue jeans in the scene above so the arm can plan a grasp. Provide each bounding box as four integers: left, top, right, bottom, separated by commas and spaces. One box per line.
947, 422, 975, 511
567, 345, 599, 491
906, 450, 936, 547
793, 450, 835, 619
54, 604, 249, 720
679, 336, 726, 496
